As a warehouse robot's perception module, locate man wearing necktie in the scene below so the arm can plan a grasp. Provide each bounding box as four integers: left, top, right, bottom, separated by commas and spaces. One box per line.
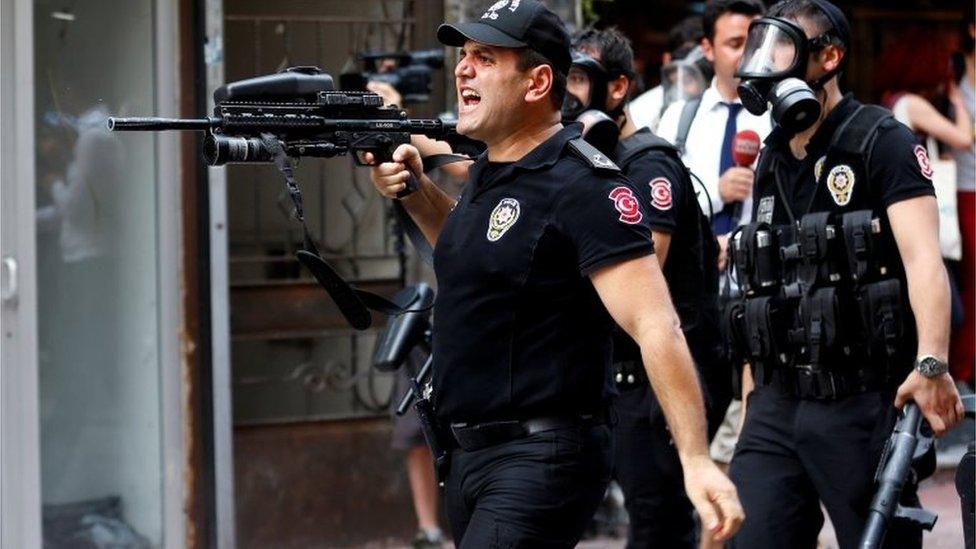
714, 101, 746, 234
654, 4, 770, 548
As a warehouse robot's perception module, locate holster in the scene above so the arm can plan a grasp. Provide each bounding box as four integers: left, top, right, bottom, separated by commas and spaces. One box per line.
413, 397, 450, 485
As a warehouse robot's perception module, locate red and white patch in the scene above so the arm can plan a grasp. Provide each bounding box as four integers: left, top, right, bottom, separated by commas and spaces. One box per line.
913, 144, 934, 180
648, 177, 673, 211
608, 186, 643, 224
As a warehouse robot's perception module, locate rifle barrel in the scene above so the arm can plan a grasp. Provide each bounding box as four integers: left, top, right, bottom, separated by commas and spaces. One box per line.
107, 117, 214, 131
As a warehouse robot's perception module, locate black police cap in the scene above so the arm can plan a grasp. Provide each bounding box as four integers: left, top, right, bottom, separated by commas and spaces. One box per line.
437, 0, 572, 76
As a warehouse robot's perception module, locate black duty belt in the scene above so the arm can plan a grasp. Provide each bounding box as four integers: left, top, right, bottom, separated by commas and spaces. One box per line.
768, 364, 891, 400
446, 414, 604, 453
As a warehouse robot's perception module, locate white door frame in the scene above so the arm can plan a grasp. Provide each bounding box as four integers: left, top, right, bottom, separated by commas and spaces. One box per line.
0, 0, 42, 545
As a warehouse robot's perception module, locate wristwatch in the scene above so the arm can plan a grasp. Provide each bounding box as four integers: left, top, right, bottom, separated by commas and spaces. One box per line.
914, 355, 949, 378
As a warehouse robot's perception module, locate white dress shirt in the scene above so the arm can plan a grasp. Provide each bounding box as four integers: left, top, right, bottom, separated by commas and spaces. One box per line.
656, 79, 772, 225
628, 85, 664, 132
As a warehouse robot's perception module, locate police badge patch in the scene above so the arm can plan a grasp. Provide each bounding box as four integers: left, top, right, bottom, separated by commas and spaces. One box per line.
487, 198, 520, 241
826, 164, 855, 206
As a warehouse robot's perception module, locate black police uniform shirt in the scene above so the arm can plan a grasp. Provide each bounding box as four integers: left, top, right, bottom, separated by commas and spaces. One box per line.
753, 94, 935, 227
751, 94, 935, 367
431, 124, 655, 424
611, 128, 715, 364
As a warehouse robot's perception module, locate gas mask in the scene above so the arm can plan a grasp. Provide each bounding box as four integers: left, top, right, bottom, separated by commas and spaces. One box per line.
661, 46, 710, 114
735, 16, 843, 134
562, 51, 620, 155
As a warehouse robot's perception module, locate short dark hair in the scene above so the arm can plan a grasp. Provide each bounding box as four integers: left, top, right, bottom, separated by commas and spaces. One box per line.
668, 16, 705, 55
768, 0, 844, 51
515, 48, 567, 110
572, 27, 636, 79
703, 0, 765, 41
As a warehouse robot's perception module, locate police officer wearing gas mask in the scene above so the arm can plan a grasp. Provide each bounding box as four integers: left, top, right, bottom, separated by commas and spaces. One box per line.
725, 1, 964, 547
566, 28, 729, 548
370, 2, 744, 546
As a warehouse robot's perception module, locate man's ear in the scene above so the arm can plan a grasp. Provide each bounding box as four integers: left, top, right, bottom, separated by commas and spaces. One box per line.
524, 64, 554, 105
820, 44, 844, 73
608, 75, 629, 104
701, 37, 715, 63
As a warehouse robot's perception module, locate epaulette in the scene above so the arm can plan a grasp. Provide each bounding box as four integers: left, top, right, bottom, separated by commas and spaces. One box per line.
567, 137, 620, 172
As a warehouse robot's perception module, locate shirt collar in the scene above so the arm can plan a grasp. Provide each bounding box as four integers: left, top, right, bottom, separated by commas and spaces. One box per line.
805, 93, 859, 155
468, 122, 582, 182
702, 78, 741, 112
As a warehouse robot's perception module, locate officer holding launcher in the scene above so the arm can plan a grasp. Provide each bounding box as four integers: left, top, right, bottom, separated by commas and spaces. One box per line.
368, 1, 743, 547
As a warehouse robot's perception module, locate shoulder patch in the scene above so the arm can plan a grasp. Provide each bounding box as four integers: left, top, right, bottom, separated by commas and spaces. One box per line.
609, 186, 643, 224
568, 138, 620, 172
649, 177, 673, 210
913, 144, 934, 180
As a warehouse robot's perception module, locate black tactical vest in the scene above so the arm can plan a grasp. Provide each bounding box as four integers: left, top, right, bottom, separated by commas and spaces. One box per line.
726, 106, 916, 398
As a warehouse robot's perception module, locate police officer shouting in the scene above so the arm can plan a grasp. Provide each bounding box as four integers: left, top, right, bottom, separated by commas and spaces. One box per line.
566, 28, 727, 548
368, 2, 743, 547
725, 1, 965, 547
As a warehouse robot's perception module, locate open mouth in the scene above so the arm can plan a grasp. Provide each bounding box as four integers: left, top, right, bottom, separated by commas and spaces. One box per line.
460, 88, 482, 110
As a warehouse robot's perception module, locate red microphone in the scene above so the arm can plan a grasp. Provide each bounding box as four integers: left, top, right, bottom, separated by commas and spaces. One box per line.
732, 129, 761, 167
730, 129, 761, 225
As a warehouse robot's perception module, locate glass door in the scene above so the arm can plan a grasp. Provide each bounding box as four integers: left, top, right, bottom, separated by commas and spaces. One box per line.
32, 0, 167, 546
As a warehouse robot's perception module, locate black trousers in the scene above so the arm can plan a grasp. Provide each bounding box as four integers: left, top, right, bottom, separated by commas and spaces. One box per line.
729, 385, 923, 549
610, 322, 730, 549
612, 385, 697, 549
444, 425, 612, 548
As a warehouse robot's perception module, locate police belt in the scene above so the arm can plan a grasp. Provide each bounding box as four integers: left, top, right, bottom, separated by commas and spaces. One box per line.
766, 363, 891, 400
445, 414, 605, 453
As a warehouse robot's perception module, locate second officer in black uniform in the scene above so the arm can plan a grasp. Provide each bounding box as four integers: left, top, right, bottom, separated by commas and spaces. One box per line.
369, 2, 743, 547
723, 1, 964, 547
566, 28, 728, 548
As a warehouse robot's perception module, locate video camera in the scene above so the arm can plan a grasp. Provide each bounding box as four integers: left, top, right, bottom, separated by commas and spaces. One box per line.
340, 49, 445, 104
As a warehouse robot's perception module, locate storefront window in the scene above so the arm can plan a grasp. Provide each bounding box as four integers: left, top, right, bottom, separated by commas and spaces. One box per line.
33, 0, 163, 545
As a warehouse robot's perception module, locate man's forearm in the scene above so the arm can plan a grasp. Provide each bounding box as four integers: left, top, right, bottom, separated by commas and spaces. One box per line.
399, 173, 457, 246
638, 320, 710, 463
905, 256, 951, 359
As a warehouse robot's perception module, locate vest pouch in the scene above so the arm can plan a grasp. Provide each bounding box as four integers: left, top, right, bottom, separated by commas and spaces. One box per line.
781, 213, 845, 294
742, 295, 793, 383
732, 223, 782, 294
722, 299, 747, 367
857, 279, 905, 362
797, 287, 845, 368
841, 210, 886, 283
